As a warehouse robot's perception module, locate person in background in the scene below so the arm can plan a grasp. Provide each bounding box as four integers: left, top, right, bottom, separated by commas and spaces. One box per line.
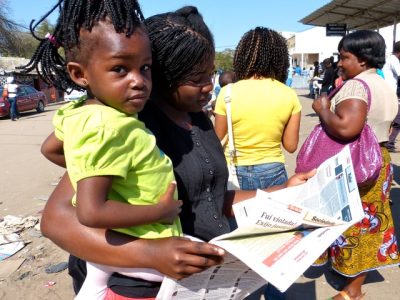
38, 5, 315, 300
214, 26, 301, 300
4, 76, 19, 121
334, 68, 344, 87
206, 70, 236, 116
309, 61, 321, 97
383, 41, 400, 152
320, 57, 335, 94
376, 68, 385, 78
313, 61, 320, 77
311, 30, 400, 300
286, 66, 294, 87
295, 64, 301, 75
219, 70, 236, 88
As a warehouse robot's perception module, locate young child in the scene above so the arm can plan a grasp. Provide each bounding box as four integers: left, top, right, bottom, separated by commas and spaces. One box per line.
21, 1, 182, 299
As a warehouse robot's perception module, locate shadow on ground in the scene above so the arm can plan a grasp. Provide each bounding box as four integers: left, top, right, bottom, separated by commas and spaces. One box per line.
286, 264, 385, 300
286, 161, 400, 300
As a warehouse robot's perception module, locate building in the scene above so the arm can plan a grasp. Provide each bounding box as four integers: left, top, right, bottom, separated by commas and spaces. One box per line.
286, 23, 400, 71
287, 27, 342, 70
0, 56, 63, 103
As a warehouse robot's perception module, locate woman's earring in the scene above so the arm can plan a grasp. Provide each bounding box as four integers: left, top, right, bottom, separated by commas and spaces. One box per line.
81, 79, 88, 87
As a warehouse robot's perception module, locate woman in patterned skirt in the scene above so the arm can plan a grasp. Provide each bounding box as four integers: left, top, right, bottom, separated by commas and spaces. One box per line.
312, 30, 400, 300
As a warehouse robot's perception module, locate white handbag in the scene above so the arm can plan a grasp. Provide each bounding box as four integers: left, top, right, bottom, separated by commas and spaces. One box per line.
224, 84, 240, 190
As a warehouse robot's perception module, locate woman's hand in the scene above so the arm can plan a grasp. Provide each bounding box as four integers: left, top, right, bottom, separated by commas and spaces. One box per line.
286, 169, 317, 187
41, 172, 225, 278
312, 94, 331, 115
145, 237, 225, 280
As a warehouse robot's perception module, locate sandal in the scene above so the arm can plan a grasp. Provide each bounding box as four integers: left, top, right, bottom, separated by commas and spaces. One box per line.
327, 290, 366, 300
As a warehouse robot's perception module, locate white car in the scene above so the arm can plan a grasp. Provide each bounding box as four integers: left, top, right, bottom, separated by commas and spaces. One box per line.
64, 88, 87, 101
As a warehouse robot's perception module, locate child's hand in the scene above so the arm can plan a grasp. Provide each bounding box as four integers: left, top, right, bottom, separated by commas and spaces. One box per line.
158, 182, 183, 224
312, 94, 330, 114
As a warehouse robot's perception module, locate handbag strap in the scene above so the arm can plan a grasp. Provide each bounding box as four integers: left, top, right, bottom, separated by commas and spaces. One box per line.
352, 78, 372, 111
224, 84, 237, 166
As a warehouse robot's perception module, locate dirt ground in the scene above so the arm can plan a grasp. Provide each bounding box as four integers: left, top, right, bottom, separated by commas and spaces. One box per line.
0, 91, 400, 300
0, 104, 73, 300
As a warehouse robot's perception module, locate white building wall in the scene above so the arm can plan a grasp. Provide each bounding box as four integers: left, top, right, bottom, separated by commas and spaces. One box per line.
288, 27, 342, 68
288, 24, 400, 67
378, 24, 400, 54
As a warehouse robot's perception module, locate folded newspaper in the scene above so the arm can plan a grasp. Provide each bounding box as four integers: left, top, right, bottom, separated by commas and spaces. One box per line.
157, 146, 364, 299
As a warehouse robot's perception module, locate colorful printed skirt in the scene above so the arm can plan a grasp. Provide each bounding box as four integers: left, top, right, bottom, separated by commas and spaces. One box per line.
314, 147, 400, 276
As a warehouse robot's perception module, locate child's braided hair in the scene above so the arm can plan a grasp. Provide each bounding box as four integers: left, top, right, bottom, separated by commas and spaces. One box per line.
19, 0, 144, 91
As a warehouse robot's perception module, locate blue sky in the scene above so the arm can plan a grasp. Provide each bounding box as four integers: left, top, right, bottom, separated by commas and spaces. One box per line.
6, 0, 330, 50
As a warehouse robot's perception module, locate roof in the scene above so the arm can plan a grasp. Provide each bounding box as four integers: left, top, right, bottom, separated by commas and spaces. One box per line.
300, 0, 400, 30
0, 57, 35, 75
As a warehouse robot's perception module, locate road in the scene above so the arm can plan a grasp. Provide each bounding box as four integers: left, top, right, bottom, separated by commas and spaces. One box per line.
1, 92, 399, 299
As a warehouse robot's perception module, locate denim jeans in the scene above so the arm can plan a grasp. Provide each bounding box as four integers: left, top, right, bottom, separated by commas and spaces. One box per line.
9, 97, 18, 120
236, 162, 288, 190
237, 162, 287, 300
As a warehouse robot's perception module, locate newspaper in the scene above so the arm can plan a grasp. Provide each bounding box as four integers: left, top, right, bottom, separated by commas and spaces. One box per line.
157, 146, 364, 299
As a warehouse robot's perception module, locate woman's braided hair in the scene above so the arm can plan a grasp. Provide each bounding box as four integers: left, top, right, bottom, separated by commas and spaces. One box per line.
19, 0, 144, 91
234, 27, 289, 83
145, 6, 215, 90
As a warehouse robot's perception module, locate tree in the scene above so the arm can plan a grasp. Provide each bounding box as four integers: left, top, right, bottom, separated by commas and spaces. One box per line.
17, 19, 57, 58
35, 19, 55, 38
215, 49, 235, 72
0, 0, 22, 56
0, 0, 56, 58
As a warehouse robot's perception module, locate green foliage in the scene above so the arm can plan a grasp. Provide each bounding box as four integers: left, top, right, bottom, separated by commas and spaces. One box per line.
16, 19, 59, 59
15, 32, 39, 58
215, 49, 234, 72
0, 0, 57, 58
35, 19, 54, 37
0, 0, 21, 56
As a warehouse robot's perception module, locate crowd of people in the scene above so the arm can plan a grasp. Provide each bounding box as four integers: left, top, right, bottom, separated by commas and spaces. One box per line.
19, 0, 400, 300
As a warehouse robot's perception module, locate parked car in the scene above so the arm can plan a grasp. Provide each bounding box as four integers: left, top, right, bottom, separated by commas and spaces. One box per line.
0, 84, 47, 118
64, 88, 87, 101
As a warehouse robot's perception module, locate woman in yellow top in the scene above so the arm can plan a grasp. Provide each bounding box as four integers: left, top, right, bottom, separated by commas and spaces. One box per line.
215, 27, 301, 191
214, 26, 301, 300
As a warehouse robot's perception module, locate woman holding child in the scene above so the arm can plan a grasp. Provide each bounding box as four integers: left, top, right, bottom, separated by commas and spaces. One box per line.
29, 1, 314, 299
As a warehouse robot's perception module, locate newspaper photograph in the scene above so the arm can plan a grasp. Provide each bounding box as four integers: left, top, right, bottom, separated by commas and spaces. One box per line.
156, 146, 364, 299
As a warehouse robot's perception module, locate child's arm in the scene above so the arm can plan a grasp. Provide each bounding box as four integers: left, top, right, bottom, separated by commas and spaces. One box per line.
41, 132, 66, 168
76, 177, 182, 228
41, 172, 225, 278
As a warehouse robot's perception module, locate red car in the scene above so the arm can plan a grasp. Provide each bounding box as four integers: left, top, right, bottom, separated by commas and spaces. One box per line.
0, 84, 47, 118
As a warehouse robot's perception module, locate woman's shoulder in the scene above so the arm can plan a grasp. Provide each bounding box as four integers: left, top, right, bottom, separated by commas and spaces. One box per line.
334, 79, 368, 103
354, 70, 393, 98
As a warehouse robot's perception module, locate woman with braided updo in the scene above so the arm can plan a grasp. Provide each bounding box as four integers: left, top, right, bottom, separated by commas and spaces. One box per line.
215, 27, 301, 191
214, 26, 302, 300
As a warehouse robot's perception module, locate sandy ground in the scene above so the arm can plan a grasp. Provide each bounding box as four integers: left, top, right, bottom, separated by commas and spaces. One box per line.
0, 90, 400, 300
0, 104, 73, 299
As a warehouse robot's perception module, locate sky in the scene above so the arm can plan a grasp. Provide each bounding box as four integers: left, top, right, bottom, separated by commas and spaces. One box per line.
6, 0, 331, 50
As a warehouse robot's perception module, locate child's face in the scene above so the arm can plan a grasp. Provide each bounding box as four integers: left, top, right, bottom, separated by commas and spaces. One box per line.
77, 23, 152, 115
